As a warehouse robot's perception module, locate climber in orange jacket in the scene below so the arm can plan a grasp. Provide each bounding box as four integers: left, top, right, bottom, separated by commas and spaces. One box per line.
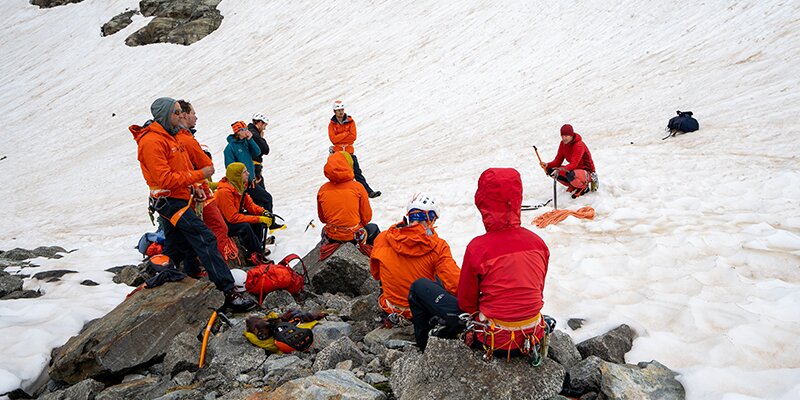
317, 151, 379, 245
328, 99, 380, 198
216, 162, 274, 265
370, 192, 460, 321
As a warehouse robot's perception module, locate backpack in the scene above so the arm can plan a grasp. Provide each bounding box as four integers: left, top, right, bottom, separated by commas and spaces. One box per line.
136, 230, 166, 256
665, 110, 699, 139
245, 254, 309, 303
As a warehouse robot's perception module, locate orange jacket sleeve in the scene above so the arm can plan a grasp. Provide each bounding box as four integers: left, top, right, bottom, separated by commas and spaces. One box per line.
358, 184, 372, 227
216, 189, 260, 225
178, 131, 212, 169
316, 188, 327, 223
242, 193, 265, 217
328, 120, 357, 147
434, 241, 461, 295
139, 139, 205, 191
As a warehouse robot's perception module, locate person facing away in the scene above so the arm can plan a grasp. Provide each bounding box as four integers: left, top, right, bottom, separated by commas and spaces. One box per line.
129, 97, 255, 312
224, 121, 282, 230
407, 168, 550, 352
174, 100, 233, 261
248, 113, 270, 186
369, 192, 460, 321
317, 151, 380, 246
541, 124, 597, 199
215, 162, 274, 266
328, 99, 381, 198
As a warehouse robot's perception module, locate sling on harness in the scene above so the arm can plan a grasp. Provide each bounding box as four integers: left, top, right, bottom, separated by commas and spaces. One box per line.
460, 312, 556, 366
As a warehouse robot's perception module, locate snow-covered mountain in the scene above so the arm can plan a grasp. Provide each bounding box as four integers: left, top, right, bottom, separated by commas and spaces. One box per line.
1, 0, 799, 398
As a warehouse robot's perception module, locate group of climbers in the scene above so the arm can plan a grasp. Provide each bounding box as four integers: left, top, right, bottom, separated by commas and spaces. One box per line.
132, 95, 595, 362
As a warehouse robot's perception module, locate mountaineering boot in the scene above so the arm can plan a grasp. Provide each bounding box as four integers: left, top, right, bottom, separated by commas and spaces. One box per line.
269, 221, 286, 232
223, 290, 257, 313
264, 235, 276, 245
571, 186, 590, 199
368, 191, 382, 198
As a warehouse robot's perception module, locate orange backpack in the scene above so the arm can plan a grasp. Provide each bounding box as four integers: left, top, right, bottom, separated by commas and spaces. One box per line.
245, 254, 309, 304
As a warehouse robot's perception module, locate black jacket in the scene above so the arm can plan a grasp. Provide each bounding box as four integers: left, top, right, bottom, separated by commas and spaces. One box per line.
248, 123, 270, 176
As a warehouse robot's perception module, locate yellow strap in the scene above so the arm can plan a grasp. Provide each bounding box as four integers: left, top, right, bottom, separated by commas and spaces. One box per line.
168, 200, 192, 226
484, 313, 541, 330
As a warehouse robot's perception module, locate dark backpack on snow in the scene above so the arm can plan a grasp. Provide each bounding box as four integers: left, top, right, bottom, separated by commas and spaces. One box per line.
667, 110, 699, 133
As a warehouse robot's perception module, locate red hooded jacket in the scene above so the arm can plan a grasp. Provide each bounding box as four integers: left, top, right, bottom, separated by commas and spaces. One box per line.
317, 152, 372, 241
458, 168, 550, 349
546, 133, 595, 173
130, 122, 204, 200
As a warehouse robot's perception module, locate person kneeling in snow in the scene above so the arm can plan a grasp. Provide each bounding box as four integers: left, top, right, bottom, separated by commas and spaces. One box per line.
370, 193, 460, 324
409, 168, 550, 354
541, 124, 597, 199
317, 151, 380, 258
215, 162, 274, 266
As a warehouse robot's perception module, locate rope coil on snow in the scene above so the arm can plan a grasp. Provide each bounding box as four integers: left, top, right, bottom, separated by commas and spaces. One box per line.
532, 206, 595, 228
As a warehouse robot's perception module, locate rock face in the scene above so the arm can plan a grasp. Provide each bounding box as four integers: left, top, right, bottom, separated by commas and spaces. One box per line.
599, 360, 685, 400
313, 336, 367, 372
101, 10, 137, 36
576, 324, 635, 364
38, 378, 104, 400
1, 246, 66, 260
0, 270, 23, 297
390, 337, 565, 400
302, 242, 378, 297
259, 369, 386, 400
49, 279, 224, 384
548, 330, 582, 369
30, 0, 83, 8
124, 0, 224, 46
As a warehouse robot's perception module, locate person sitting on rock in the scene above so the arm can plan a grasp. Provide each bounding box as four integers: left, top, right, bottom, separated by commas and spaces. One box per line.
317, 151, 380, 259
370, 192, 460, 323
408, 168, 550, 354
541, 124, 597, 198
215, 162, 274, 265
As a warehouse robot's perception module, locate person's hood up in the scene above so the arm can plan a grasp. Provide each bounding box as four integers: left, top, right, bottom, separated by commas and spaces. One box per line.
150, 97, 180, 135
385, 222, 437, 256
474, 168, 522, 232
323, 151, 355, 183
225, 162, 247, 193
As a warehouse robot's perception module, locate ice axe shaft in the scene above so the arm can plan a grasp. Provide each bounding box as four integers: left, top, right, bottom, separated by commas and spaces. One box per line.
533, 146, 546, 173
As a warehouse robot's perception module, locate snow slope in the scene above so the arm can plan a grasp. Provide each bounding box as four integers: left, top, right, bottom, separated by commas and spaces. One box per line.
1, 0, 799, 397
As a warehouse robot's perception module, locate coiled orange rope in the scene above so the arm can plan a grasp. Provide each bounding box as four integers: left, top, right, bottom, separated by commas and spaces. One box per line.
532, 206, 595, 228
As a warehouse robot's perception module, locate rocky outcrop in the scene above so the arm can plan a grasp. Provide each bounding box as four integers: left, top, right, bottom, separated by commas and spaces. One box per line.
30, 0, 83, 7
49, 279, 224, 384
101, 10, 137, 37
599, 360, 685, 399
1, 246, 66, 260
302, 242, 379, 297
390, 337, 565, 400
0, 270, 23, 297
256, 369, 386, 400
548, 330, 582, 369
576, 324, 635, 364
124, 0, 224, 46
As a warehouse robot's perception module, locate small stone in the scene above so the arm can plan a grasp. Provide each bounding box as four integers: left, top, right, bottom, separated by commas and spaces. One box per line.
173, 370, 194, 386
365, 372, 388, 385
81, 280, 99, 286
32, 269, 77, 281
335, 360, 353, 370
568, 318, 586, 330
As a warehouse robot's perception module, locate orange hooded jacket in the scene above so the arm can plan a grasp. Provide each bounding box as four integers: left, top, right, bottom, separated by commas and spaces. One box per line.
370, 223, 460, 317
328, 114, 357, 154
215, 178, 265, 225
130, 122, 205, 200
176, 129, 213, 169
317, 152, 371, 241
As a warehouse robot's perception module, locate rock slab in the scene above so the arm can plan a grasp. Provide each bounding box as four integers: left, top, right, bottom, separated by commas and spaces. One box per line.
258, 369, 386, 400
302, 243, 378, 297
576, 324, 635, 364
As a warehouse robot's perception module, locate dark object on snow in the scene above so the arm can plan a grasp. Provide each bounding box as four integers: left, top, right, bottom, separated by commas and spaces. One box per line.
145, 268, 187, 288
30, 0, 83, 8
664, 110, 699, 139
101, 10, 137, 37
32, 269, 77, 282
81, 280, 100, 286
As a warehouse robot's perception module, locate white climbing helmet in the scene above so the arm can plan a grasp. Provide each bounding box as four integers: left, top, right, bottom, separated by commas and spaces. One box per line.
252, 113, 269, 124
332, 100, 345, 110
230, 268, 247, 292
406, 192, 439, 221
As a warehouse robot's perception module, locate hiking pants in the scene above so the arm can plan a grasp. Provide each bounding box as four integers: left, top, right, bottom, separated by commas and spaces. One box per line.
247, 182, 273, 214
201, 200, 229, 256
157, 197, 235, 292
226, 222, 264, 256
351, 154, 374, 194
408, 278, 463, 351
548, 168, 591, 190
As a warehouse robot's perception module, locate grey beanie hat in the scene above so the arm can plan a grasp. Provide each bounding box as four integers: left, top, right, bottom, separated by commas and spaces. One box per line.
150, 97, 179, 135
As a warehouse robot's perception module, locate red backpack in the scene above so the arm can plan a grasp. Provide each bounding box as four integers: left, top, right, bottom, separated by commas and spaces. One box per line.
245, 254, 309, 304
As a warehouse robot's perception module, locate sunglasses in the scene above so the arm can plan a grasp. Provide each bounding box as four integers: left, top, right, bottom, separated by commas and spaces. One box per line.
173, 108, 183, 116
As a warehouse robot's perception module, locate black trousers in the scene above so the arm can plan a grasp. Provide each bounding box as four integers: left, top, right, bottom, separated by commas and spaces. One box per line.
408, 278, 464, 351
247, 181, 273, 214
351, 154, 374, 194
157, 198, 234, 292
227, 222, 264, 255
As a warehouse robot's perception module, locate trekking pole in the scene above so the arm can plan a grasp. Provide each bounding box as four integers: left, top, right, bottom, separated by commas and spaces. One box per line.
553, 173, 558, 210
532, 146, 547, 174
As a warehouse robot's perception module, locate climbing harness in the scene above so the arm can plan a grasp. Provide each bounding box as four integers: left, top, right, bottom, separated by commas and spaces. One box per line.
460, 313, 556, 367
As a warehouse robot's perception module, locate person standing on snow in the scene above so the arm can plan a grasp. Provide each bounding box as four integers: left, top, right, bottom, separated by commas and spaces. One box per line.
370, 192, 460, 326
224, 121, 283, 230
248, 113, 273, 203
408, 168, 550, 353
541, 124, 597, 199
174, 100, 235, 262
328, 100, 381, 198
317, 151, 380, 249
215, 162, 274, 266
130, 97, 256, 312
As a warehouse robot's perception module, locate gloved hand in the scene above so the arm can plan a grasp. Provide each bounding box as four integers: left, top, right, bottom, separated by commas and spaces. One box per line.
262, 210, 273, 217
539, 162, 547, 170
259, 216, 273, 225
549, 168, 559, 178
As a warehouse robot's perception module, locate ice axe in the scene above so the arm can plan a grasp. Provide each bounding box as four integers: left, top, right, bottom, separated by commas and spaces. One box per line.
533, 146, 557, 209
533, 146, 547, 175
